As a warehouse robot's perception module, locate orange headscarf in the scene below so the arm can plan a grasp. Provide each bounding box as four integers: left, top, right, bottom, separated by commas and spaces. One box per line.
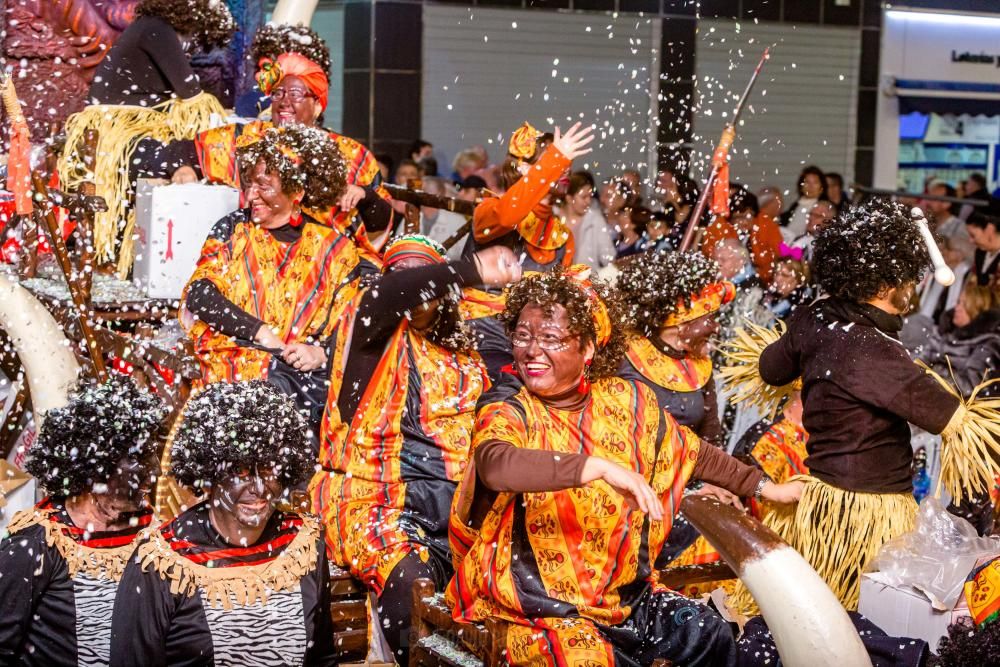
256, 52, 329, 111
564, 265, 612, 349
662, 281, 736, 327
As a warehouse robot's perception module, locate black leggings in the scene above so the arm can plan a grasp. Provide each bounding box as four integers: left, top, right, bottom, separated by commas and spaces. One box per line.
376, 551, 447, 662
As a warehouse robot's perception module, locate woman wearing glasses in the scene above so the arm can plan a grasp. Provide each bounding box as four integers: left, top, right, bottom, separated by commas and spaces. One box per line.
110, 381, 336, 666
311, 234, 519, 663
446, 268, 802, 666
181, 125, 392, 435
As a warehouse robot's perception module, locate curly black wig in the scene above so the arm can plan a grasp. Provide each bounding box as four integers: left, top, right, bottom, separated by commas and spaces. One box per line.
135, 0, 235, 50
170, 381, 312, 490
25, 376, 168, 497
251, 24, 331, 79
499, 268, 629, 379
811, 197, 929, 303
931, 617, 1000, 667
236, 124, 347, 211
616, 251, 722, 338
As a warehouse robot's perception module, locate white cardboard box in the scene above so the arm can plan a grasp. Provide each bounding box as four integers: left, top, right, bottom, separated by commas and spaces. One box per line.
858, 572, 970, 650
133, 180, 240, 299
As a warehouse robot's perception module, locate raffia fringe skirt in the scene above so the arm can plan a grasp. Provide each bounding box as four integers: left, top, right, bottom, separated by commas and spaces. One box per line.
728, 475, 918, 615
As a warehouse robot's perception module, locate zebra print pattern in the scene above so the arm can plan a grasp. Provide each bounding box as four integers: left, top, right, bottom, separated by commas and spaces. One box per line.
201, 587, 308, 666
73, 573, 118, 666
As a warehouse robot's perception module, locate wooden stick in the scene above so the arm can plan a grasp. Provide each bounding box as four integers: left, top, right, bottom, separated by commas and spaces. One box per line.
30, 171, 108, 382
679, 47, 771, 252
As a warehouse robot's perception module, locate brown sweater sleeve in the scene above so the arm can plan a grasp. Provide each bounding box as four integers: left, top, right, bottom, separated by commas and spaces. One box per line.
475, 440, 589, 493
692, 443, 765, 498
697, 377, 723, 446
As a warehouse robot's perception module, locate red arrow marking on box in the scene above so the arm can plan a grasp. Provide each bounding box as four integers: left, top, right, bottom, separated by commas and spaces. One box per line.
165, 219, 175, 261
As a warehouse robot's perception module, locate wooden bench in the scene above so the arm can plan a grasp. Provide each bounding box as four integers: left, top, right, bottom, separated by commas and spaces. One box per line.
330, 565, 370, 662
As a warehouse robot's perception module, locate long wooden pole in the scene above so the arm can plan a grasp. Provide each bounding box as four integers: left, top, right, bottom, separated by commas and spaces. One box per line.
30, 171, 108, 382
679, 47, 771, 252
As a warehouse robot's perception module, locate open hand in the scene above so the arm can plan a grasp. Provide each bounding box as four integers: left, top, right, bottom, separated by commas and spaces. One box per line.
473, 246, 523, 287
338, 184, 366, 211
692, 482, 745, 511
581, 456, 663, 521
552, 122, 596, 161
282, 342, 328, 371
761, 480, 805, 504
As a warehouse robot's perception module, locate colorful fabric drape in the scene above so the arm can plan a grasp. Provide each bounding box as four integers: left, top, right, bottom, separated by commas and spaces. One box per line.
625, 337, 712, 392
966, 556, 1000, 628
447, 377, 700, 664
182, 213, 362, 383
310, 322, 488, 593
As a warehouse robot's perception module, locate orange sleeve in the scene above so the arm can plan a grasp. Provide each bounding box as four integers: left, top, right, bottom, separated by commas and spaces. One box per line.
561, 232, 576, 267
473, 145, 571, 243
751, 215, 783, 284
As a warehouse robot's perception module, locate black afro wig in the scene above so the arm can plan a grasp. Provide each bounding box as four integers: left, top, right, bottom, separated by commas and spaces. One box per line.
170, 381, 312, 490
25, 376, 168, 497
616, 250, 721, 337
236, 123, 347, 212
931, 617, 1000, 667
251, 24, 332, 79
136, 0, 235, 50
812, 197, 930, 303
499, 268, 629, 380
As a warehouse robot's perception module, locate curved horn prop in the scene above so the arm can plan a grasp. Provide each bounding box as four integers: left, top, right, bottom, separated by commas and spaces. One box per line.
0, 275, 80, 419
270, 0, 318, 26
681, 495, 872, 667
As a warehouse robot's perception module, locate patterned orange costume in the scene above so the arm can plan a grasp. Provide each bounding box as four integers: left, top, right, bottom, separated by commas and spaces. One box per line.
447, 378, 705, 666
312, 319, 488, 591
182, 211, 363, 383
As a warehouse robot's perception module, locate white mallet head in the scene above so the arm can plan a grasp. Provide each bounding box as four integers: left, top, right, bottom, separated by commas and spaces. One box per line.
911, 207, 956, 286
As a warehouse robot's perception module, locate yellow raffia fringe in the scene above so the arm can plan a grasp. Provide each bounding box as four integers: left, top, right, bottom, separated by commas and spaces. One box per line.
5, 508, 146, 581
727, 475, 917, 615
136, 513, 319, 610
919, 366, 1000, 504
718, 319, 799, 420
58, 92, 225, 276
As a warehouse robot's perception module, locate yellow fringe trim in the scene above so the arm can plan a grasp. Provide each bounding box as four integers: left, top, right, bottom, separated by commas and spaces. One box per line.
5, 508, 146, 582
58, 92, 225, 276
718, 319, 800, 420
920, 367, 1000, 504
137, 512, 320, 610
728, 475, 917, 615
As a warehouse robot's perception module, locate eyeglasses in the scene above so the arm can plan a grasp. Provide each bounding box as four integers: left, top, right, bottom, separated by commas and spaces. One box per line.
510, 330, 575, 351
271, 88, 316, 102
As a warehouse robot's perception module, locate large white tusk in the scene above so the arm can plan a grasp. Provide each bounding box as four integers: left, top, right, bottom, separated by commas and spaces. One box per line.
270, 0, 318, 26
0, 274, 80, 421
681, 495, 872, 667
910, 207, 956, 286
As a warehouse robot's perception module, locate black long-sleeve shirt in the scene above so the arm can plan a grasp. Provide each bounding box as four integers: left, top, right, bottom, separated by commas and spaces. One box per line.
336, 260, 482, 425
89, 16, 201, 106
760, 297, 960, 493
0, 501, 152, 666
109, 503, 335, 667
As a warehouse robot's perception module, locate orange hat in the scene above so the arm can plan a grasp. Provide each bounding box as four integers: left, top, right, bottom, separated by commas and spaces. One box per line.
256, 52, 329, 111
663, 281, 735, 327
564, 265, 612, 348
508, 121, 542, 161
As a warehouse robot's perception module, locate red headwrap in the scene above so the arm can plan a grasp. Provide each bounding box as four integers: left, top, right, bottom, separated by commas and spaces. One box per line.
256, 52, 329, 111
563, 265, 612, 349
